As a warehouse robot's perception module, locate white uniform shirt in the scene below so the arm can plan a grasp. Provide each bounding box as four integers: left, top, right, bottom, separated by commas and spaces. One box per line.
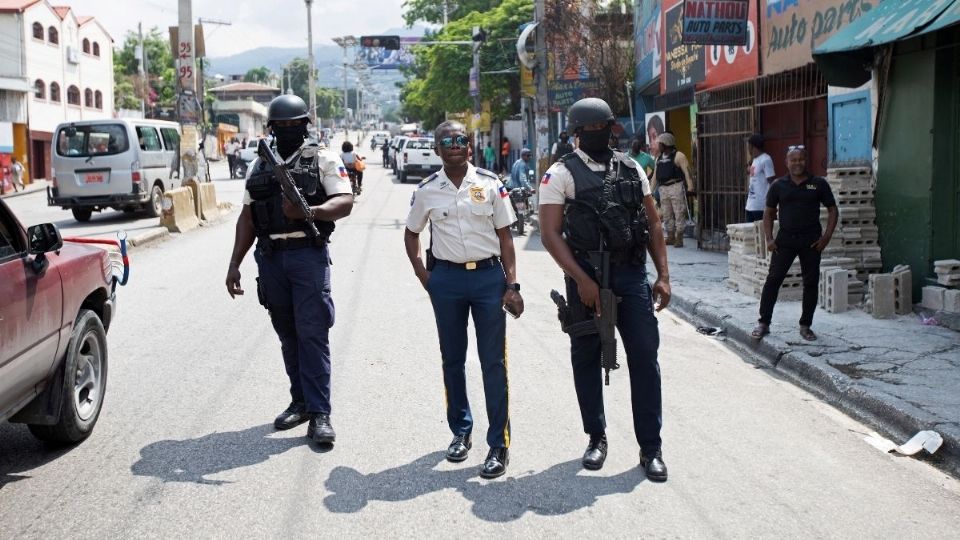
406, 164, 516, 263
242, 147, 352, 239
538, 148, 652, 205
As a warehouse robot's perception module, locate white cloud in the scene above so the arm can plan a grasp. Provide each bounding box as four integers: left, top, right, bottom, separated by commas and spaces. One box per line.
61, 0, 407, 57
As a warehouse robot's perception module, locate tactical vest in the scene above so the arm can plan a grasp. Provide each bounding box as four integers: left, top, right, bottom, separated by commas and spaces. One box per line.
561, 152, 651, 265
655, 150, 683, 185
245, 143, 335, 241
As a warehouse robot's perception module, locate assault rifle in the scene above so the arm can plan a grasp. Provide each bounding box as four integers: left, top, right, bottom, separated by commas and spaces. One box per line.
257, 139, 319, 238
549, 249, 621, 385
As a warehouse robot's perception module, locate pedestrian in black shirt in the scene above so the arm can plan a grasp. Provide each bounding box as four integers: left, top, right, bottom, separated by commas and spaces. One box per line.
752, 146, 838, 341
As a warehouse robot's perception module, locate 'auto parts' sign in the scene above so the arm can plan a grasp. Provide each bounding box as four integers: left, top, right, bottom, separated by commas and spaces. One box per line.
762, 0, 873, 74
682, 0, 750, 45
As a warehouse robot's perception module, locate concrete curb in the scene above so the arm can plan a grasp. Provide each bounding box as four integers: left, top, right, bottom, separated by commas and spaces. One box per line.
128, 227, 170, 248
667, 287, 960, 477
0, 180, 48, 200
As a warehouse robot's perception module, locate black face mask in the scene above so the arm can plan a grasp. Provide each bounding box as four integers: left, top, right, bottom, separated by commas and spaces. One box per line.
273, 124, 308, 157
577, 127, 613, 162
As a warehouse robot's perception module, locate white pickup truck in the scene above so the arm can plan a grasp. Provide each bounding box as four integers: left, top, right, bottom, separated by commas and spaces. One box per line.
397, 137, 441, 183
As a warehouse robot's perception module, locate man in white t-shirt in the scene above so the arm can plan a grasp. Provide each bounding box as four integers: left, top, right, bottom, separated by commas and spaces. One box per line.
745, 134, 776, 222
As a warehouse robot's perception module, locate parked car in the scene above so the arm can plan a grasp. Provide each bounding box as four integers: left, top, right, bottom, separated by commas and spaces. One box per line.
389, 136, 408, 173
369, 131, 391, 148
0, 198, 118, 444
48, 119, 183, 222
397, 137, 441, 183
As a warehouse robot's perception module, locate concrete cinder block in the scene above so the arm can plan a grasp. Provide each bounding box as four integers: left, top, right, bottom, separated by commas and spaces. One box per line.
824, 269, 849, 313
944, 290, 960, 314
868, 274, 896, 319
891, 266, 913, 315
922, 286, 946, 311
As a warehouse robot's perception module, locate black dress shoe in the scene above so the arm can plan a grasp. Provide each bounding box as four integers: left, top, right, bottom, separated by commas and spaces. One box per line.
480, 447, 509, 479
307, 414, 336, 444
446, 434, 472, 463
582, 434, 608, 470
274, 402, 309, 430
640, 449, 668, 482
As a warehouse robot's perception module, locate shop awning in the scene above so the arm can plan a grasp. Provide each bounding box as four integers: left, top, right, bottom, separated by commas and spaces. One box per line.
813, 0, 960, 87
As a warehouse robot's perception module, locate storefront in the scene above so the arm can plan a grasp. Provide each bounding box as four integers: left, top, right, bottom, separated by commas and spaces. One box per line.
814, 0, 960, 294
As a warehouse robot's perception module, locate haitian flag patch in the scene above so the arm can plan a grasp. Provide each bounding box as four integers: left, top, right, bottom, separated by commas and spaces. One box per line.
498, 183, 509, 198
541, 173, 551, 185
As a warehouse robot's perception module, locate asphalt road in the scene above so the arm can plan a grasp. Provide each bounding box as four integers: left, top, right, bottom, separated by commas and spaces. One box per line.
2, 147, 959, 538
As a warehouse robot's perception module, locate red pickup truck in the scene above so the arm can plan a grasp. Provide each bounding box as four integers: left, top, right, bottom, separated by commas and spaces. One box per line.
0, 198, 116, 444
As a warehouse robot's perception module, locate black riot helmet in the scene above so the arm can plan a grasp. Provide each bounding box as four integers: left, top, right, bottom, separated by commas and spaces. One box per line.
267, 94, 310, 125
566, 97, 615, 133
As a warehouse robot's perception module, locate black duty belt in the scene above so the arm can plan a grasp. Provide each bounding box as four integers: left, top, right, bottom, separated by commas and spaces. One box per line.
265, 236, 328, 251
435, 256, 500, 270
659, 179, 683, 186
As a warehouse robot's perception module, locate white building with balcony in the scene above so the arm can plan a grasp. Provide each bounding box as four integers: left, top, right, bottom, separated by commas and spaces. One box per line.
0, 1, 113, 181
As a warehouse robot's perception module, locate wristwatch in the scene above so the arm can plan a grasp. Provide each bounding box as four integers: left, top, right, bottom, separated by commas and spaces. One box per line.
506, 283, 521, 292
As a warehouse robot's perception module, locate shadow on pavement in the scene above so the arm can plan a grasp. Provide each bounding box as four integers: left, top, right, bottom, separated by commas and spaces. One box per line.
0, 423, 75, 490
324, 451, 644, 521
130, 424, 306, 485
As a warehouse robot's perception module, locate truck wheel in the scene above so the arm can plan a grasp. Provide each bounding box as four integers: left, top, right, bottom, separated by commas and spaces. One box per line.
399, 170, 407, 183
71, 208, 93, 222
146, 183, 163, 218
28, 310, 108, 445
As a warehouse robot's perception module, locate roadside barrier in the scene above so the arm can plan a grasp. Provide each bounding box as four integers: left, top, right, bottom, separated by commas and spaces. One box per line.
160, 187, 201, 233
184, 179, 221, 221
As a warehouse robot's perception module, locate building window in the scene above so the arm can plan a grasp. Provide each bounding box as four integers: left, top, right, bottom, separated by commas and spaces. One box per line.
82, 38, 90, 54
67, 85, 80, 106
48, 27, 58, 45
34, 79, 45, 99
94, 90, 103, 109
50, 82, 61, 102
84, 88, 93, 107
32, 22, 44, 40
93, 42, 100, 57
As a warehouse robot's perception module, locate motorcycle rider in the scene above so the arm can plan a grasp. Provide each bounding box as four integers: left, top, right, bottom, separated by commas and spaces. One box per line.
506, 148, 535, 191
340, 141, 364, 194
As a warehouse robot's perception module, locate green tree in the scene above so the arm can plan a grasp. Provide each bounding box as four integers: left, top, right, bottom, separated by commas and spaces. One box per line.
113, 27, 176, 111
244, 66, 272, 83
402, 0, 500, 26
399, 0, 533, 127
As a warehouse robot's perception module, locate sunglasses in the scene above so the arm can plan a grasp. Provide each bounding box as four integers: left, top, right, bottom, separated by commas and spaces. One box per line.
787, 144, 806, 153
438, 135, 470, 148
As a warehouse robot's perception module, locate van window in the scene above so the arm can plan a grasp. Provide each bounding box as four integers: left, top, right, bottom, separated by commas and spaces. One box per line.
56, 123, 130, 157
136, 126, 162, 152
160, 128, 180, 151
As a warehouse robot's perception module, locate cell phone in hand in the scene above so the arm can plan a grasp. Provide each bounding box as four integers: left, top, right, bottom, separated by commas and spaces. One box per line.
502, 303, 520, 319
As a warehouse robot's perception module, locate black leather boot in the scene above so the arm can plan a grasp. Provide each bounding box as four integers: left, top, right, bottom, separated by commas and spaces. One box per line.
307, 414, 336, 444
274, 402, 309, 430
446, 434, 472, 462
582, 434, 608, 470
640, 449, 668, 482
480, 447, 509, 479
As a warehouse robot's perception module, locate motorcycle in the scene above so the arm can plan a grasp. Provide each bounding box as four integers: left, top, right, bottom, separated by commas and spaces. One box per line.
509, 186, 534, 236
235, 157, 249, 179
348, 169, 361, 196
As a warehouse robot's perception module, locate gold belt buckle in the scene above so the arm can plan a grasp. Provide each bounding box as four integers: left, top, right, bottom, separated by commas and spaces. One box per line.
465, 261, 477, 270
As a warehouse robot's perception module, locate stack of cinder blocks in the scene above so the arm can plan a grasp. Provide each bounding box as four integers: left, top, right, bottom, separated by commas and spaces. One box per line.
824, 167, 883, 281
934, 259, 960, 287
922, 260, 960, 314
726, 220, 803, 301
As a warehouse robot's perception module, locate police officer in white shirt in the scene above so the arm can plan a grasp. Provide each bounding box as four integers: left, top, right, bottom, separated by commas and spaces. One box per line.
404, 120, 522, 479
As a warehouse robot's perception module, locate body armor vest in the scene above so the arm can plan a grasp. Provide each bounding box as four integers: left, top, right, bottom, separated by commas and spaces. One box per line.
655, 149, 683, 185
562, 152, 651, 264
245, 143, 335, 241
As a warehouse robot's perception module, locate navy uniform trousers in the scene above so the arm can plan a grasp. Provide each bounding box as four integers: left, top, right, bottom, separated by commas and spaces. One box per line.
255, 244, 336, 415
427, 261, 510, 449
566, 260, 662, 454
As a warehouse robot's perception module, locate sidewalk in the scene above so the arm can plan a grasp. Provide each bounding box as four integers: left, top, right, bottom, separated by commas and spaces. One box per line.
0, 179, 47, 200
663, 245, 960, 476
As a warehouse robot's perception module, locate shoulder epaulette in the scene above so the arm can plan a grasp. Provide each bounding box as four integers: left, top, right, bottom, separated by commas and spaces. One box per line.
418, 173, 439, 188
475, 168, 499, 180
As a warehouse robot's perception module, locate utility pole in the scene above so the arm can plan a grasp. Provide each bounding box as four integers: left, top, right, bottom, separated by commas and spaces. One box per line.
177, 0, 198, 180
332, 36, 356, 130
138, 22, 148, 118
305, 0, 317, 125
533, 0, 549, 177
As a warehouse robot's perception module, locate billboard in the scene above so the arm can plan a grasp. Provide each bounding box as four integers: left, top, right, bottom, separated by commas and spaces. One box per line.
661, 0, 706, 93
681, 0, 750, 45
703, 0, 758, 88
634, 0, 663, 90
761, 0, 874, 75
358, 37, 421, 69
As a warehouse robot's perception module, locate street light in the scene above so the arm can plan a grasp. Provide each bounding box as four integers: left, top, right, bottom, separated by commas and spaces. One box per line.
305, 0, 317, 125
332, 35, 357, 130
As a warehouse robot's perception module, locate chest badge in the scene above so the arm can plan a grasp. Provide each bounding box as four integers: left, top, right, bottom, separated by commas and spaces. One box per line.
469, 186, 487, 203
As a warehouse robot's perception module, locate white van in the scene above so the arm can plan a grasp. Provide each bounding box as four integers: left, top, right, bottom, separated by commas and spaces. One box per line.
48, 119, 183, 222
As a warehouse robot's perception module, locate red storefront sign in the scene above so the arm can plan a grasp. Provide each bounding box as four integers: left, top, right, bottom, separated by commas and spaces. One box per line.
702, 0, 759, 88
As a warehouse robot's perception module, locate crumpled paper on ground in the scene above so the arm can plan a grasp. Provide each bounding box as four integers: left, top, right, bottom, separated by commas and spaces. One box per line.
865, 430, 943, 455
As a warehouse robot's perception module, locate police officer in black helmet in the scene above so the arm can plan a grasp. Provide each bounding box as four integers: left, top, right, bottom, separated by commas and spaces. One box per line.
539, 97, 672, 481
225, 94, 354, 445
